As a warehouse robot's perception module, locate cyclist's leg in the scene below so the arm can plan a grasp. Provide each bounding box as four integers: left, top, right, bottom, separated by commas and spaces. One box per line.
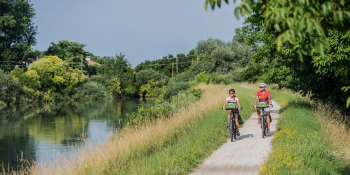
266, 108, 270, 133
265, 110, 270, 127
234, 113, 239, 131
227, 110, 232, 124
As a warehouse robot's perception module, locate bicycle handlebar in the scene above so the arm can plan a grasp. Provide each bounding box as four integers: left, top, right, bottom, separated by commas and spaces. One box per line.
222, 107, 243, 110
253, 104, 273, 108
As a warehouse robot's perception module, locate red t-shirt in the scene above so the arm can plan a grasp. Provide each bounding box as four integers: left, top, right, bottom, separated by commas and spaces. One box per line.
256, 91, 271, 105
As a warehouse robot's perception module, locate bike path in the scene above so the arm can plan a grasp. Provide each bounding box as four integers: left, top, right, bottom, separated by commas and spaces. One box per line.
190, 100, 280, 175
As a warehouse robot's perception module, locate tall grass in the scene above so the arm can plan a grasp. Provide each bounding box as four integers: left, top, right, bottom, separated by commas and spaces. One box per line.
2, 83, 257, 175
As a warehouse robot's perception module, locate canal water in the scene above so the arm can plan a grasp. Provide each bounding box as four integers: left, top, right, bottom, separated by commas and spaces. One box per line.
0, 99, 155, 171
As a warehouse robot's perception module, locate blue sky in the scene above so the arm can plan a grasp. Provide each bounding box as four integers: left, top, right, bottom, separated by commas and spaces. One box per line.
30, 0, 244, 67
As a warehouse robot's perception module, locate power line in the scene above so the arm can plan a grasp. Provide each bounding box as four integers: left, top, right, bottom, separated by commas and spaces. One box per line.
137, 61, 199, 67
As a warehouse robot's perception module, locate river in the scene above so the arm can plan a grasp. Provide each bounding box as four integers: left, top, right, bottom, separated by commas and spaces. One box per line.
0, 99, 155, 172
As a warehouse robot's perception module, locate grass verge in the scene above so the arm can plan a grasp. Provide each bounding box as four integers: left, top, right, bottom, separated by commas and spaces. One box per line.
256, 84, 350, 174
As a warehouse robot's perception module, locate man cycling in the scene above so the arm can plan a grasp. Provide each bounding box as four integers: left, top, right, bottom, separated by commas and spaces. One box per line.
254, 83, 272, 134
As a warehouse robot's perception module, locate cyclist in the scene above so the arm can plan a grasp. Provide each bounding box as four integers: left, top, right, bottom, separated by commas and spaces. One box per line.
254, 83, 272, 134
223, 89, 242, 136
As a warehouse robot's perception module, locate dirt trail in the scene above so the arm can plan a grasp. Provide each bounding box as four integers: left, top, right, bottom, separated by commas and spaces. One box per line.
190, 100, 280, 175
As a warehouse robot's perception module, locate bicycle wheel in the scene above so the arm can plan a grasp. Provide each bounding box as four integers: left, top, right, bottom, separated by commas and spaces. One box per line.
264, 119, 267, 136
262, 115, 265, 138
233, 120, 237, 140
230, 117, 234, 142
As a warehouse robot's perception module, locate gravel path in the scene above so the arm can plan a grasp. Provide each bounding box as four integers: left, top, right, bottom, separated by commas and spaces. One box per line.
190, 100, 280, 175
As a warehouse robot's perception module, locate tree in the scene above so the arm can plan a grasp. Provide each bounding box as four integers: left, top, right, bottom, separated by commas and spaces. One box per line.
0, 0, 38, 70
205, 0, 350, 60
12, 56, 86, 94
44, 40, 89, 71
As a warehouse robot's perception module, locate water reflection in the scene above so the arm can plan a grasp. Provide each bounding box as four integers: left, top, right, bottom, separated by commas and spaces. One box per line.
0, 99, 154, 171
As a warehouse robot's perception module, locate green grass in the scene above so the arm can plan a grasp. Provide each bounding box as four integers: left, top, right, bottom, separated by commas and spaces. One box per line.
110, 84, 257, 174
259, 87, 350, 174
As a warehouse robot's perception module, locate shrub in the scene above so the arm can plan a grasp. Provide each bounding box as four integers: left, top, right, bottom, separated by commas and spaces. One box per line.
161, 81, 190, 100
0, 69, 27, 104
0, 101, 7, 110
194, 71, 212, 85
72, 82, 110, 101
122, 89, 201, 126
139, 79, 167, 98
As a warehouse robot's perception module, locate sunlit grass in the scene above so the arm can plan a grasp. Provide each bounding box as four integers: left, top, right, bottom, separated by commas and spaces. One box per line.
258, 84, 350, 174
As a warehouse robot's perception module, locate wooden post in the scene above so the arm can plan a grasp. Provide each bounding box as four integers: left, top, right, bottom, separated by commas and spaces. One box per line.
192, 58, 193, 64
172, 62, 173, 78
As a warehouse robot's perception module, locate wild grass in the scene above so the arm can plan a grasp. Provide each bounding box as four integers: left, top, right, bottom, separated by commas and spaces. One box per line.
258, 84, 350, 174
1, 83, 256, 175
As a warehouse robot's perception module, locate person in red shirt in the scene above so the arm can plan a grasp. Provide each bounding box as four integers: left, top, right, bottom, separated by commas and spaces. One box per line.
254, 83, 273, 133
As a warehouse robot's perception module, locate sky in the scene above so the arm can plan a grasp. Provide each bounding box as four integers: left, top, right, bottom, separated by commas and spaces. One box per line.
30, 0, 244, 67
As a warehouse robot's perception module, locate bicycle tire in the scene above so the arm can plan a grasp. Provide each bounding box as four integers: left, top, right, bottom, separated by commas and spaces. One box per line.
264, 118, 267, 137
230, 117, 234, 142
262, 114, 265, 138
233, 120, 237, 140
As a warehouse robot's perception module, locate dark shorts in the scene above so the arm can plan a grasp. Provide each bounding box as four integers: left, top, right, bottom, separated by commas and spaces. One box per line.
228, 109, 239, 114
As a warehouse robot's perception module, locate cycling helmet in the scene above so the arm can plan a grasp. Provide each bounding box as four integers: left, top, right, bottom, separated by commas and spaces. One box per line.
229, 89, 235, 93
260, 83, 267, 88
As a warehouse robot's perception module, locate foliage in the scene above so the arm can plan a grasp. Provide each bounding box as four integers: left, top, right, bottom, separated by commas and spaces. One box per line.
106, 77, 121, 98
161, 82, 190, 100
72, 81, 110, 101
205, 0, 350, 60
139, 79, 167, 98
0, 100, 6, 110
194, 71, 212, 85
0, 69, 27, 104
195, 38, 253, 73
241, 61, 265, 83
101, 53, 134, 96
135, 51, 196, 77
28, 56, 86, 93
122, 89, 201, 126
11, 68, 41, 89
0, 0, 37, 71
44, 40, 89, 70
134, 69, 169, 88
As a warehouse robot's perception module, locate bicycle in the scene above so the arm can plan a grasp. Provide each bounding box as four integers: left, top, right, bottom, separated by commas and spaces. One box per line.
223, 106, 243, 142
254, 103, 273, 138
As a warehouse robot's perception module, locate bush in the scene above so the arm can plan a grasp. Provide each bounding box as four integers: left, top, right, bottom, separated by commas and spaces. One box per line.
161, 82, 190, 100
122, 89, 201, 126
72, 82, 110, 101
192, 61, 215, 75
195, 71, 212, 85
0, 69, 27, 104
0, 101, 7, 110
172, 71, 195, 83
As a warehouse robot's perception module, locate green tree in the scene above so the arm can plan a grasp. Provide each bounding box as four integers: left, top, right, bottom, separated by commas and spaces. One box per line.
205, 0, 350, 59
0, 69, 27, 104
0, 0, 38, 70
44, 40, 89, 71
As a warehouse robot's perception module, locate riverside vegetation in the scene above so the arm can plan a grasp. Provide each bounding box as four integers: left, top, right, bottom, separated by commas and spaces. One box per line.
256, 84, 350, 174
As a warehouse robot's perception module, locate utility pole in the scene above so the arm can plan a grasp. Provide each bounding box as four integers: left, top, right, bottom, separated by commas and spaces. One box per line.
176, 57, 178, 74
172, 62, 173, 78
197, 54, 198, 64
81, 55, 83, 74
192, 58, 193, 64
